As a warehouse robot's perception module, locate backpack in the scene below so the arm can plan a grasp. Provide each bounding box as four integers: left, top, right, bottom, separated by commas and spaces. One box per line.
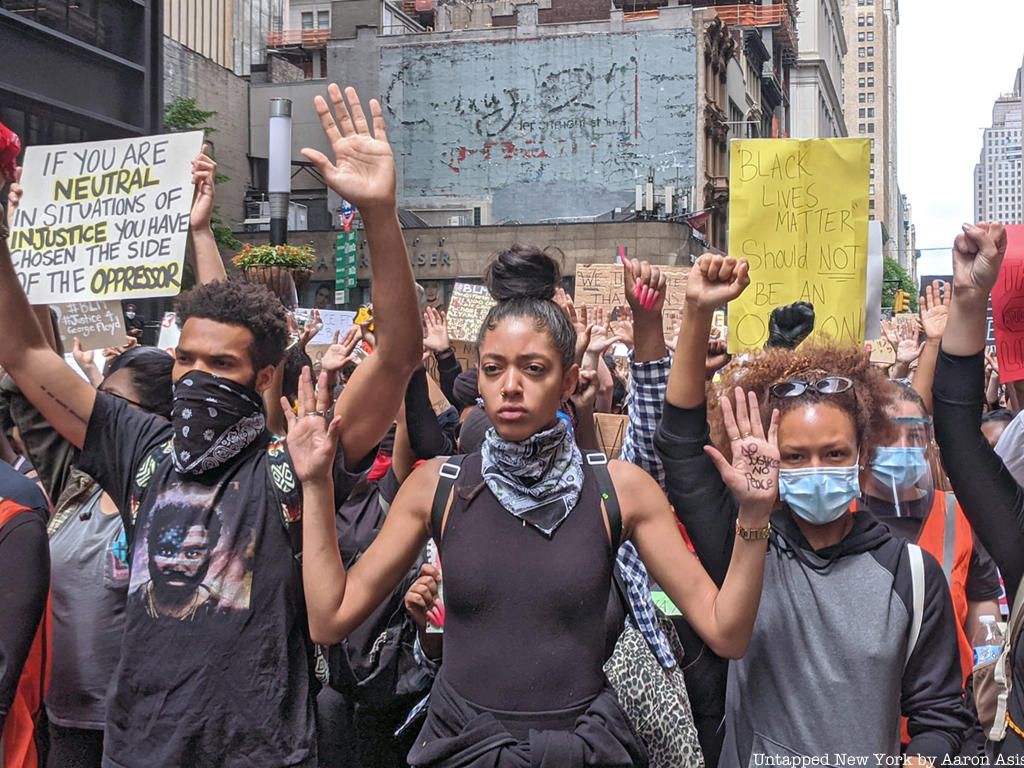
323, 470, 434, 707
974, 574, 1024, 741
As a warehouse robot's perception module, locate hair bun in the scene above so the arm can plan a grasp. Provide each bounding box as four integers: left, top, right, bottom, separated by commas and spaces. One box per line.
484, 245, 561, 302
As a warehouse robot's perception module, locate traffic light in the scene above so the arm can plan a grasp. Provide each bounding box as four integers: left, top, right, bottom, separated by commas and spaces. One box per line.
893, 290, 907, 312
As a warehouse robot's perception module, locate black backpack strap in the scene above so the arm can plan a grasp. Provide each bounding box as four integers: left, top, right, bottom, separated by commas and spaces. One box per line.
266, 435, 303, 562
129, 439, 174, 528
585, 452, 621, 551
431, 455, 468, 542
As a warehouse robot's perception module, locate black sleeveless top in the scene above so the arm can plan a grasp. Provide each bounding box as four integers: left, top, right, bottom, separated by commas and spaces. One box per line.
435, 453, 617, 713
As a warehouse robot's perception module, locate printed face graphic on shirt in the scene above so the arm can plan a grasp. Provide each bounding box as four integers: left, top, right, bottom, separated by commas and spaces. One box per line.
150, 522, 217, 606
129, 484, 255, 620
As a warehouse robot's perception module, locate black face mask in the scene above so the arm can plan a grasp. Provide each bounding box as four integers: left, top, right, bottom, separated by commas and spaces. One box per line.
171, 370, 266, 475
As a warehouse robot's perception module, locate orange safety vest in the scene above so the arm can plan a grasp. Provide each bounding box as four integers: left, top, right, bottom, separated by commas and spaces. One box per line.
0, 499, 51, 768
899, 490, 973, 744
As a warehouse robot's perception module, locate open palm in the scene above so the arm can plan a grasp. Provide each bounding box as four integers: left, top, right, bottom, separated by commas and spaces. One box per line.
705, 387, 779, 514
301, 84, 396, 211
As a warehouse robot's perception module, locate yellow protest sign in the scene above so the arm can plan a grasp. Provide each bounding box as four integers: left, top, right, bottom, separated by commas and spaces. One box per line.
726, 138, 870, 352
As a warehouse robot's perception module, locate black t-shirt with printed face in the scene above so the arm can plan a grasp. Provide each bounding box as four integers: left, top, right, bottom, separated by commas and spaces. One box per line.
81, 393, 329, 768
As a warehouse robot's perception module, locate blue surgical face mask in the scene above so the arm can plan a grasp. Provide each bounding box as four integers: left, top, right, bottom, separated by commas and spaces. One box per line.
779, 465, 860, 525
870, 446, 929, 491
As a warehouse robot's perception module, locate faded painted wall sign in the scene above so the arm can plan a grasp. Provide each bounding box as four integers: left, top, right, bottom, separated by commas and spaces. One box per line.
380, 30, 697, 223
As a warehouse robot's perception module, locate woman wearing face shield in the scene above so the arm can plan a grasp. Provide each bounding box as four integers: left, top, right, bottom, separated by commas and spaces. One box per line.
655, 253, 972, 766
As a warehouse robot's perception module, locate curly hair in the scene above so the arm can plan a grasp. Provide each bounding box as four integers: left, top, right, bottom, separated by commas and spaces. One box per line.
709, 342, 897, 461
174, 280, 289, 371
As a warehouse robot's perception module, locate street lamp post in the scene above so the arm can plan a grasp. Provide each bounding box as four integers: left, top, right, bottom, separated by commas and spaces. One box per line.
268, 98, 292, 246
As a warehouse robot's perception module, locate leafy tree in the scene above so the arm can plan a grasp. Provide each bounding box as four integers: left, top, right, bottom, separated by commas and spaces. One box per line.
163, 96, 241, 252
882, 255, 918, 313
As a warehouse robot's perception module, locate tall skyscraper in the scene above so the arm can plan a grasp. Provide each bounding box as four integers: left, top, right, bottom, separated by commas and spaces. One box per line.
790, 0, 847, 139
841, 0, 899, 263
974, 60, 1024, 225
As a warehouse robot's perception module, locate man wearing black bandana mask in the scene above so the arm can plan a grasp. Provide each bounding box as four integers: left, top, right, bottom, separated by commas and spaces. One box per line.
0, 84, 423, 768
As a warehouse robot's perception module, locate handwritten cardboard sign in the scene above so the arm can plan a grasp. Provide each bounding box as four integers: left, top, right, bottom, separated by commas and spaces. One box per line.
726, 138, 870, 352
9, 131, 204, 304
574, 263, 689, 336
446, 283, 496, 342
594, 413, 628, 460
865, 338, 896, 366
53, 300, 127, 351
992, 225, 1024, 384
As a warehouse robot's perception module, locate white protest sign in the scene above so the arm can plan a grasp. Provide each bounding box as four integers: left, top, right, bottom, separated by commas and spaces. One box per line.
9, 131, 204, 304
865, 221, 884, 341
294, 308, 356, 346
157, 312, 181, 354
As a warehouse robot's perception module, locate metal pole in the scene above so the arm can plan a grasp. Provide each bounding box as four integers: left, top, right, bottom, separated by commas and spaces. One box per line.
268, 98, 292, 246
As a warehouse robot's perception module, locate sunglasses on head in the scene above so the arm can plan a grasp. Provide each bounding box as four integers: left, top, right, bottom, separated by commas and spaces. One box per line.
768, 376, 854, 399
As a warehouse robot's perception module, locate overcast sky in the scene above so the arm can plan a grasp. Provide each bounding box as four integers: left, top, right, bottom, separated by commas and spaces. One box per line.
898, 1, 1024, 278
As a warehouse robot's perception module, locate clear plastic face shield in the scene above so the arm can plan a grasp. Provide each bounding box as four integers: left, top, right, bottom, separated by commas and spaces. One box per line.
864, 415, 936, 520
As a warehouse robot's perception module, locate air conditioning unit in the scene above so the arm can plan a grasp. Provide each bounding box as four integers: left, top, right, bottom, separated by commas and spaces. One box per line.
448, 215, 463, 226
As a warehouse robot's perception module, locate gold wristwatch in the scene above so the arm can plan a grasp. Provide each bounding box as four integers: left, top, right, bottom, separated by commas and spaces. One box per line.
736, 520, 772, 540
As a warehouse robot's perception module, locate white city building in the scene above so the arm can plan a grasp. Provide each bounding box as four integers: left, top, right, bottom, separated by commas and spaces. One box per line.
975, 60, 1024, 225
790, 0, 848, 138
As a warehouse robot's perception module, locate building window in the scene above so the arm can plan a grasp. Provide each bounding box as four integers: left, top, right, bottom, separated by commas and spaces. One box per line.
858, 31, 866, 42
858, 47, 865, 57
868, 62, 875, 72
301, 11, 314, 30
859, 62, 866, 72
870, 199, 876, 210
868, 123, 875, 133
858, 15, 865, 26
867, 31, 874, 42
867, 92, 875, 103
859, 124, 866, 134
859, 93, 866, 103
866, 46, 874, 56
867, 107, 875, 117
317, 10, 330, 29
859, 108, 866, 118
868, 77, 875, 86
867, 14, 874, 24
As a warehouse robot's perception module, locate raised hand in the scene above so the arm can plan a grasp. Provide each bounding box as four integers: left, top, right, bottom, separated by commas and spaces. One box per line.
686, 254, 751, 311
610, 318, 634, 349
704, 387, 779, 520
404, 563, 442, 631
6, 166, 21, 229
321, 325, 360, 373
953, 222, 1007, 299
102, 336, 139, 361
284, 366, 342, 484
571, 368, 600, 412
72, 337, 95, 369
705, 334, 730, 380
585, 308, 620, 357
297, 309, 322, 350
422, 306, 451, 353
919, 280, 951, 340
189, 145, 217, 232
623, 259, 667, 315
301, 84, 395, 213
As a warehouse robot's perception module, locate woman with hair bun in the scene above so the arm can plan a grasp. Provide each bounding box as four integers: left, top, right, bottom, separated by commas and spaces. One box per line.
655, 253, 971, 766
293, 244, 777, 767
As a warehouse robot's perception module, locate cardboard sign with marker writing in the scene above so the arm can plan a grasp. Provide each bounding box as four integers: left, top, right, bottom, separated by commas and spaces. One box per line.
992, 225, 1024, 384
865, 338, 896, 366
574, 263, 689, 336
446, 283, 496, 342
54, 300, 127, 351
594, 413, 629, 460
727, 138, 870, 352
10, 131, 204, 304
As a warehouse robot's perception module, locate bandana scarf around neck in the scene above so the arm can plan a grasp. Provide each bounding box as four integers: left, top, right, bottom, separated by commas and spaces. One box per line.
480, 420, 584, 537
171, 370, 266, 475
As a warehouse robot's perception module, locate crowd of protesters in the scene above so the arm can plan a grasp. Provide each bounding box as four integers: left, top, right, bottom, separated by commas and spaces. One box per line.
2, 84, 1024, 768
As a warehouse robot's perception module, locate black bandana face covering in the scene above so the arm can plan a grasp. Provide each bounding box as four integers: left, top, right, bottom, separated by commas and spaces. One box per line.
171, 371, 266, 475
